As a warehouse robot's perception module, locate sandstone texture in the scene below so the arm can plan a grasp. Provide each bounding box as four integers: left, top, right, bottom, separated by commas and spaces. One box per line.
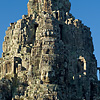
0, 0, 100, 100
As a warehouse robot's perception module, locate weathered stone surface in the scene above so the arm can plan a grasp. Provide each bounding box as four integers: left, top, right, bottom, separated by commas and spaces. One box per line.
0, 0, 100, 100
0, 78, 12, 100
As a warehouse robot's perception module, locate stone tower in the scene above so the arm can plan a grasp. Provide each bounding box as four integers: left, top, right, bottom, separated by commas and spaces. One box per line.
0, 0, 100, 100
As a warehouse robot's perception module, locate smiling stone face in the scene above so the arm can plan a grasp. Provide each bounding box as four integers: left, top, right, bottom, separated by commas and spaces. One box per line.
27, 0, 71, 16
51, 0, 71, 12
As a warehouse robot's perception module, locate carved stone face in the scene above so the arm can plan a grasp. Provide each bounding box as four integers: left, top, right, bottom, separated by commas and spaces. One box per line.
51, 0, 71, 12
28, 0, 71, 16
41, 70, 55, 83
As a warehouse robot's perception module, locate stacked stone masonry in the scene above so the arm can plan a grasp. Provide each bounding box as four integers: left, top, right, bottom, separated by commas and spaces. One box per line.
0, 0, 100, 100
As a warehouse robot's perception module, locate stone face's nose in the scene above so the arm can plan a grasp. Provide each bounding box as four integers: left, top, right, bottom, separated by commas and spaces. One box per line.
27, 0, 71, 16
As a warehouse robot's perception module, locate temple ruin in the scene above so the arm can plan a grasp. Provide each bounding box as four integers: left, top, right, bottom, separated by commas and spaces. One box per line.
0, 0, 100, 100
